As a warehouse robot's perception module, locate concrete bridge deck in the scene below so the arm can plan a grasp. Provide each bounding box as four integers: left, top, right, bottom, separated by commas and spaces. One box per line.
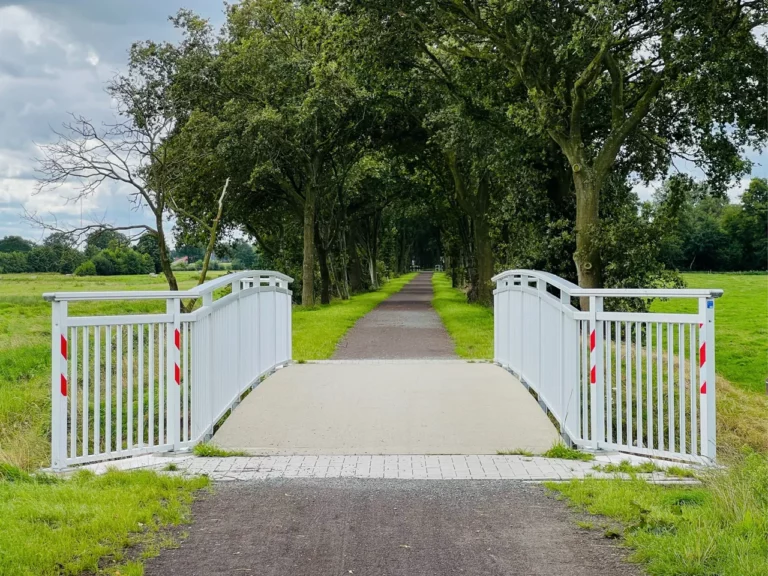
212, 361, 560, 455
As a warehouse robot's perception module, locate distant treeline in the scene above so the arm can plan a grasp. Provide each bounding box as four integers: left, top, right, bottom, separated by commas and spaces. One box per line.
652, 176, 767, 273
0, 230, 261, 276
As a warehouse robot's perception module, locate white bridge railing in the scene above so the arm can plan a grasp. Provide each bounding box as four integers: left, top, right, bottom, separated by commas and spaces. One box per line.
493, 270, 721, 464
45, 270, 292, 470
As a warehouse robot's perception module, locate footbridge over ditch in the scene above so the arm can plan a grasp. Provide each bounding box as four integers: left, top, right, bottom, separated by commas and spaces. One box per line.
44, 269, 721, 470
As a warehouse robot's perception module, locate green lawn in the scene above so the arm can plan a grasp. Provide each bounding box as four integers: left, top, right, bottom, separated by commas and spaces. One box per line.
431, 273, 494, 359
547, 451, 768, 576
651, 273, 767, 393
293, 273, 417, 360
0, 467, 208, 576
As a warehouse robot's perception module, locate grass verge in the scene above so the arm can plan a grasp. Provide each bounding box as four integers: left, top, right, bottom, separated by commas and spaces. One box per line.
0, 466, 208, 575
292, 273, 417, 360
548, 451, 768, 576
431, 273, 493, 358
192, 442, 249, 457
543, 442, 595, 462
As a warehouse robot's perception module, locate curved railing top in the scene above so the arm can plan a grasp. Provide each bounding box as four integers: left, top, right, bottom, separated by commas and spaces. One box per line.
492, 269, 723, 300
42, 270, 293, 302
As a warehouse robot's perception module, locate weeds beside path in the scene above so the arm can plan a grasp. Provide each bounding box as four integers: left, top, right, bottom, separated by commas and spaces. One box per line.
292, 273, 417, 360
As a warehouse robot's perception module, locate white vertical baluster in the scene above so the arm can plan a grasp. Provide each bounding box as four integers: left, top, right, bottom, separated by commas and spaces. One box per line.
159, 323, 165, 445
605, 321, 612, 444
93, 325, 100, 456
667, 323, 675, 453
625, 322, 632, 446
646, 322, 652, 450
678, 323, 686, 454
689, 323, 697, 455
616, 322, 623, 447
128, 324, 133, 451
138, 325, 144, 448
656, 323, 663, 452
149, 324, 154, 447
70, 327, 78, 459
82, 326, 89, 457
581, 321, 588, 441
635, 322, 642, 449
183, 322, 189, 443
116, 326, 122, 453
106, 325, 112, 454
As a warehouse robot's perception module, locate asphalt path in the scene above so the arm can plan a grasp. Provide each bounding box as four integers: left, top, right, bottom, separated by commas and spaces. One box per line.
145, 479, 638, 576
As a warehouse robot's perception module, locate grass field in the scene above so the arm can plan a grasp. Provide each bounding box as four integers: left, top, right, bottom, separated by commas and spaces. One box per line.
293, 273, 417, 360
651, 273, 767, 393
0, 272, 226, 471
431, 273, 494, 359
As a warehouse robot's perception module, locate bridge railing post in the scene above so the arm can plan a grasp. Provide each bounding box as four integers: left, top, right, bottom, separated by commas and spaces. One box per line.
588, 295, 604, 448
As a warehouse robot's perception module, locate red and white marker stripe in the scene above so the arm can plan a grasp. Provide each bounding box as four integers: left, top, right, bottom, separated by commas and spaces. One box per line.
174, 329, 181, 385
589, 329, 596, 384
60, 333, 68, 396
699, 325, 707, 394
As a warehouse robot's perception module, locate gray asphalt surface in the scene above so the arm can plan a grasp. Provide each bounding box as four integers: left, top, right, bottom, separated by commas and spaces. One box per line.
333, 272, 457, 359
144, 479, 638, 576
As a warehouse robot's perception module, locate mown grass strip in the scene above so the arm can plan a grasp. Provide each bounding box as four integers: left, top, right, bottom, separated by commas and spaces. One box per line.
292, 273, 417, 360
548, 451, 768, 576
431, 273, 493, 359
0, 467, 208, 576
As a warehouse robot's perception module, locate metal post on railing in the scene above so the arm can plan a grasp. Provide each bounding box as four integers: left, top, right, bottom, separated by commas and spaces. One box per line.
699, 297, 717, 459
50, 299, 68, 470
167, 298, 181, 451
589, 295, 604, 448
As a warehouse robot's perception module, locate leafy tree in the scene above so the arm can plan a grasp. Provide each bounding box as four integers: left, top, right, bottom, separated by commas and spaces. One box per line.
0, 236, 35, 253
0, 252, 29, 273
85, 230, 129, 258
416, 0, 767, 291
74, 260, 97, 276
136, 234, 163, 273
26, 246, 59, 273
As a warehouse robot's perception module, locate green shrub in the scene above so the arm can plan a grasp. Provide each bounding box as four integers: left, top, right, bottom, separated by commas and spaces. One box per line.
0, 252, 29, 273
74, 260, 97, 276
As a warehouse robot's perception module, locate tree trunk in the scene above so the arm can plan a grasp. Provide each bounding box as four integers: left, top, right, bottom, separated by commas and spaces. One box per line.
348, 235, 364, 293
472, 214, 494, 306
339, 233, 350, 300
315, 222, 331, 305
301, 188, 316, 307
573, 168, 602, 309
367, 255, 378, 289
155, 221, 179, 292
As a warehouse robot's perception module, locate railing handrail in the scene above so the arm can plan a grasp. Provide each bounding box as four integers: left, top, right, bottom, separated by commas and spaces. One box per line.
42, 270, 293, 302
492, 269, 723, 299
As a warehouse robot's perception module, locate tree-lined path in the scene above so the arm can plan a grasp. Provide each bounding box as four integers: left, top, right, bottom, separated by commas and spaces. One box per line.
142, 272, 640, 576
333, 272, 456, 359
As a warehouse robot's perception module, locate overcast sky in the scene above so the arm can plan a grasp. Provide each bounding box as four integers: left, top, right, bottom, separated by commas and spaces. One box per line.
0, 2, 765, 243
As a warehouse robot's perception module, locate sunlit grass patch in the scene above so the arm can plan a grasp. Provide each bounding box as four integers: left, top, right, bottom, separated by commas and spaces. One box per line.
0, 466, 208, 576
431, 273, 493, 358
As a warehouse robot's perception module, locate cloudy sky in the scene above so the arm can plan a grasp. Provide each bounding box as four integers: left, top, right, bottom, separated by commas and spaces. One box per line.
0, 0, 226, 242
0, 2, 765, 243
